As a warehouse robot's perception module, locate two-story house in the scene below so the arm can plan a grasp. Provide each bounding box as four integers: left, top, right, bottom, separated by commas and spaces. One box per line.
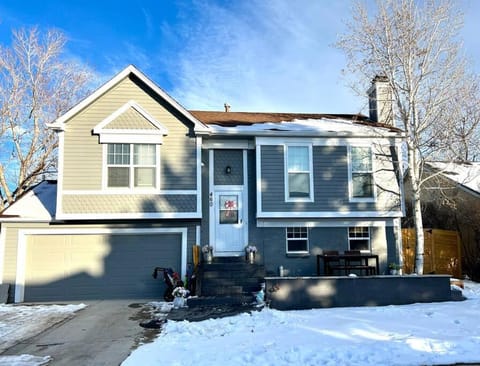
0, 66, 404, 302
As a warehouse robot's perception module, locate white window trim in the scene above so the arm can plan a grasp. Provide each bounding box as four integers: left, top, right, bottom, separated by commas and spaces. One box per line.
348, 145, 377, 203
347, 226, 371, 253
285, 227, 309, 254
284, 144, 314, 202
102, 143, 160, 191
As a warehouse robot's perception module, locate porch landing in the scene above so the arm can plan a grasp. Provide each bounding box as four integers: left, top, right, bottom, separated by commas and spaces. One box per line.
265, 275, 454, 310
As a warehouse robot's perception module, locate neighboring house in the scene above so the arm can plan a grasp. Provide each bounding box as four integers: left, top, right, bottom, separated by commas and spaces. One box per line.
408, 161, 480, 280
0, 66, 405, 302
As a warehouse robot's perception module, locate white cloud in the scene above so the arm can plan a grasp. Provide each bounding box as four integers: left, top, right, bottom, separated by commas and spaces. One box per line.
165, 0, 366, 114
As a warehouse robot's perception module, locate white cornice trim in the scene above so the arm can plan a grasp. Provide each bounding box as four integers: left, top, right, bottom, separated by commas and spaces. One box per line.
93, 100, 168, 133
92, 100, 169, 144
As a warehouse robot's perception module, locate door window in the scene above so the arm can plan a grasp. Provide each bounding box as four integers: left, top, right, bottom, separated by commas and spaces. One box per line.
219, 195, 239, 224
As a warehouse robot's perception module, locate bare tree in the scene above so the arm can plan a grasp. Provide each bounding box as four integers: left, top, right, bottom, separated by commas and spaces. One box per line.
0, 28, 92, 210
337, 0, 480, 274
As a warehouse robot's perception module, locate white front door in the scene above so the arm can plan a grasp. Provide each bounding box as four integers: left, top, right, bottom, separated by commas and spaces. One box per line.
214, 191, 245, 255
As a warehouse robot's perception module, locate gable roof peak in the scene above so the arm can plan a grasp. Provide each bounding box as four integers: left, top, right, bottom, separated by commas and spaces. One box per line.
48, 64, 209, 133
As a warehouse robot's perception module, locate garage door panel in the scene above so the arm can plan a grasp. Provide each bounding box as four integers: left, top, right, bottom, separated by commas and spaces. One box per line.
24, 232, 182, 302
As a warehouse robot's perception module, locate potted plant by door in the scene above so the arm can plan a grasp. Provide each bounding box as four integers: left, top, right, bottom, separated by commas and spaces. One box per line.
202, 245, 213, 264
388, 263, 401, 275
245, 245, 257, 264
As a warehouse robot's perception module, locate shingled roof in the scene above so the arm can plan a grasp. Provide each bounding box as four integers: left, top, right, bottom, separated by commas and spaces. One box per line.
189, 110, 401, 132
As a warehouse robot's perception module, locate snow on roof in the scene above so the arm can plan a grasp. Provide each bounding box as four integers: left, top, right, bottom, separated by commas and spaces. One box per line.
1, 180, 57, 220
206, 117, 401, 137
427, 161, 480, 195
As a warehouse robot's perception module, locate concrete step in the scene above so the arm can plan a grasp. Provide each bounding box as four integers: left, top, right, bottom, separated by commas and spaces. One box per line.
201, 285, 244, 296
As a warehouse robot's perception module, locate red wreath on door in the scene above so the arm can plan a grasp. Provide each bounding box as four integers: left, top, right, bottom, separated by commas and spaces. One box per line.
224, 199, 236, 217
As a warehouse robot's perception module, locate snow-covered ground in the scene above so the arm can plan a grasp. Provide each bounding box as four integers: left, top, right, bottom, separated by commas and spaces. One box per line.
1, 284, 479, 366
0, 303, 85, 366
123, 281, 480, 366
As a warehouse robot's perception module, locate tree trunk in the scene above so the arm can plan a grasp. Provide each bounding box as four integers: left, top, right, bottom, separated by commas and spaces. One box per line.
409, 145, 424, 275
413, 189, 424, 274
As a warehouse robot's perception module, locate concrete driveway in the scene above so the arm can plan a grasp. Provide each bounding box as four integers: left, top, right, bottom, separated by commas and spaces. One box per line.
3, 300, 159, 365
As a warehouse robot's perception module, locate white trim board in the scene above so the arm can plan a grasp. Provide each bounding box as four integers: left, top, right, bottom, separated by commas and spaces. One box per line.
55, 212, 202, 220
257, 218, 394, 228
256, 211, 403, 218
14, 227, 188, 303
0, 226, 6, 284
62, 190, 197, 195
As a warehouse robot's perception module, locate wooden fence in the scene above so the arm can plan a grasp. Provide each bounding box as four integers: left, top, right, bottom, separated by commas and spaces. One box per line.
402, 229, 462, 278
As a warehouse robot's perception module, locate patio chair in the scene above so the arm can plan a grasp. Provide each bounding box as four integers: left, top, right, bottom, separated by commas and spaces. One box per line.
344, 250, 375, 275
322, 250, 341, 275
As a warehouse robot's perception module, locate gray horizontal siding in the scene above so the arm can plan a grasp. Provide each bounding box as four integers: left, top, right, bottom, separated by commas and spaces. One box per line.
257, 226, 390, 276
260, 144, 401, 213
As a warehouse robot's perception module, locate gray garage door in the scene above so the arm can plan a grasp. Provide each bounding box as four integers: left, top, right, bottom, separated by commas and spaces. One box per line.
23, 233, 182, 302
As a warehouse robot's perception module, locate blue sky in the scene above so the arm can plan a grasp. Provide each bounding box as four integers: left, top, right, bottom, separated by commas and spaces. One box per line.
0, 0, 479, 114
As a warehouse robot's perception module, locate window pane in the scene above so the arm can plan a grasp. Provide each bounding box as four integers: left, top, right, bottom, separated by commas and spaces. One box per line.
134, 167, 155, 187
287, 239, 308, 252
349, 227, 369, 238
352, 147, 372, 171
288, 146, 309, 171
352, 173, 374, 197
350, 239, 369, 251
108, 144, 130, 165
219, 195, 239, 224
108, 167, 129, 187
134, 144, 156, 165
288, 173, 310, 197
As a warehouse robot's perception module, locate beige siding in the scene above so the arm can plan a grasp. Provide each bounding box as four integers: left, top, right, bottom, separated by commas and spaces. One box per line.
62, 194, 197, 214
62, 76, 196, 191
1, 222, 49, 289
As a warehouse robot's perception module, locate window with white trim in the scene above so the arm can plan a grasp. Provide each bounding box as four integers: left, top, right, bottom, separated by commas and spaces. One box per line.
286, 227, 309, 253
286, 145, 313, 201
348, 227, 370, 252
107, 143, 157, 188
350, 146, 375, 200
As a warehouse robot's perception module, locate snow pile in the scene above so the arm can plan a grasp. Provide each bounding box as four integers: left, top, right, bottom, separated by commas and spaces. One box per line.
208, 118, 396, 136
0, 303, 86, 354
123, 281, 480, 366
0, 354, 51, 366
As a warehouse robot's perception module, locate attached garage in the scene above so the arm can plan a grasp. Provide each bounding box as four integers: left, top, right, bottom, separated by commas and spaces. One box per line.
15, 228, 187, 302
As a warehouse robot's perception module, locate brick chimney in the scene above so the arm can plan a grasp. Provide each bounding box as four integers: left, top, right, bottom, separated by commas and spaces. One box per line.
368, 75, 394, 126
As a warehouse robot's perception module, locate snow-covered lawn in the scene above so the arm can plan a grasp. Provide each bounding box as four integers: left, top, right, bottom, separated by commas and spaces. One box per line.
1, 284, 479, 366
0, 303, 85, 366
123, 281, 480, 366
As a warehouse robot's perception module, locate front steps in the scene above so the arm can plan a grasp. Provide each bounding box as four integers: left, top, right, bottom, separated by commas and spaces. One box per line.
188, 257, 265, 307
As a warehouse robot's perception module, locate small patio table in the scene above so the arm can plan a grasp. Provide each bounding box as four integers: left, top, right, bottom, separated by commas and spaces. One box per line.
316, 253, 379, 276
